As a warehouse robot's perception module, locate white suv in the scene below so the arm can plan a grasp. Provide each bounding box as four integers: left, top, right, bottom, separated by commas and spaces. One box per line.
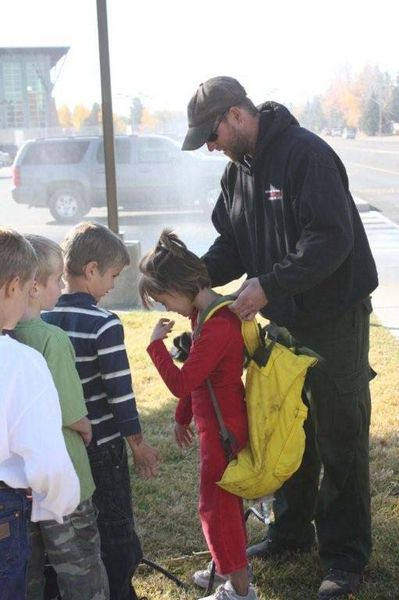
12, 134, 226, 222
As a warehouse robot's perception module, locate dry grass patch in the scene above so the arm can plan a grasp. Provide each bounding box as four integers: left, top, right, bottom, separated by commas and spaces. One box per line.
119, 310, 399, 600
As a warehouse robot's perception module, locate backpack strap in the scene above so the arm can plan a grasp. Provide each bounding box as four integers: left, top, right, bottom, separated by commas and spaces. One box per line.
195, 294, 236, 335
194, 294, 239, 462
193, 294, 275, 459
205, 379, 239, 462
196, 294, 265, 362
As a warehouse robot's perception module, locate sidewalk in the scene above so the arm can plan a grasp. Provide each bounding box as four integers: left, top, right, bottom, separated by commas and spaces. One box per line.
356, 197, 399, 341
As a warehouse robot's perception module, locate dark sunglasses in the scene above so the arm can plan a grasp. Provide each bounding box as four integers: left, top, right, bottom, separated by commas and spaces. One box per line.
207, 109, 229, 143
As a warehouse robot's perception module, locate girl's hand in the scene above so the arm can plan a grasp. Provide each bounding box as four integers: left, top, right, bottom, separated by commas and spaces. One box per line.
174, 423, 195, 448
150, 318, 175, 343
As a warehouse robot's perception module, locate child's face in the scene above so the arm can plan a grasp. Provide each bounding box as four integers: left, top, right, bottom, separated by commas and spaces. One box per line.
154, 291, 194, 318
89, 263, 124, 302
39, 260, 65, 311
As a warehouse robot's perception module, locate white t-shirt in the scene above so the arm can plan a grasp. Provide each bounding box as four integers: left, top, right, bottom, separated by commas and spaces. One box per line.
0, 335, 80, 523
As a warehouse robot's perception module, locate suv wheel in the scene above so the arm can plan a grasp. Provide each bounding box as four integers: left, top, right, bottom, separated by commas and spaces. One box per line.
48, 187, 88, 223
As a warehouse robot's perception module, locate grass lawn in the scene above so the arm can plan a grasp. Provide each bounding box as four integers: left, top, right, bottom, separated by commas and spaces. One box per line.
120, 309, 399, 600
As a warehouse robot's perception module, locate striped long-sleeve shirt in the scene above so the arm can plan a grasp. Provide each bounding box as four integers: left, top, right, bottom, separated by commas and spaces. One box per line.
42, 292, 141, 446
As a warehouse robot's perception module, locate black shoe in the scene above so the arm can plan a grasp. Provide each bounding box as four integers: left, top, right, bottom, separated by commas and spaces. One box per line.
246, 535, 315, 559
317, 569, 363, 599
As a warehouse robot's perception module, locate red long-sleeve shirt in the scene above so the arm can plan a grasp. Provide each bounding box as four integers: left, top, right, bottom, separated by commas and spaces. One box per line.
147, 307, 247, 431
148, 307, 249, 575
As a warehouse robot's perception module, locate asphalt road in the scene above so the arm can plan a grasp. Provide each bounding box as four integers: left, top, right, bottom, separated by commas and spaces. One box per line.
0, 135, 398, 257
327, 135, 399, 223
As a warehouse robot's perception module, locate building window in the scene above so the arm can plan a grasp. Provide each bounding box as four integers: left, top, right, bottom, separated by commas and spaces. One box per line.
3, 61, 24, 128
26, 62, 46, 128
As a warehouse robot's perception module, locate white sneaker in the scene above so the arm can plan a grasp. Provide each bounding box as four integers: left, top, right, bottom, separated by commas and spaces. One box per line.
198, 580, 258, 600
193, 561, 228, 589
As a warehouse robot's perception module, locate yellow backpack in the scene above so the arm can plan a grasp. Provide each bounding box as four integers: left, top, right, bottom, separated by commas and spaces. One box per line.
198, 296, 317, 500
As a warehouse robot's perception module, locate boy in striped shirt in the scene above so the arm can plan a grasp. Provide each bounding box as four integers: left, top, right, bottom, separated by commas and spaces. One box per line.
43, 222, 159, 600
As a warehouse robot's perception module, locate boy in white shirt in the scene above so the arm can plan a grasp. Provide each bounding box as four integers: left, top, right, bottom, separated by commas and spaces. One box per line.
0, 228, 79, 600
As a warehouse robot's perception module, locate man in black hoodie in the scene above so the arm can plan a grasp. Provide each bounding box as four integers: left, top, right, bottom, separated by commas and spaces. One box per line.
182, 77, 378, 600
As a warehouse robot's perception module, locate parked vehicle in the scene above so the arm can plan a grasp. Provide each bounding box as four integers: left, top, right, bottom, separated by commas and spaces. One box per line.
0, 150, 10, 167
0, 144, 18, 162
342, 127, 357, 139
11, 135, 227, 222
330, 128, 343, 137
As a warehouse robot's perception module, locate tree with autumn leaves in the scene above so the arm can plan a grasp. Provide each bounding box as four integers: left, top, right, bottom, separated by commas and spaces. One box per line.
297, 65, 399, 135
58, 66, 399, 139
57, 102, 127, 134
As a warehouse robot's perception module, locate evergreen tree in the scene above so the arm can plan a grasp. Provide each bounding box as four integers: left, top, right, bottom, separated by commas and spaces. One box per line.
130, 97, 143, 131
359, 94, 379, 135
388, 74, 399, 122
300, 97, 326, 132
84, 102, 101, 126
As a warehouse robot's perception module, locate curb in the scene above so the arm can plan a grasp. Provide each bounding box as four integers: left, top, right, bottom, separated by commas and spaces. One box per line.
354, 196, 371, 212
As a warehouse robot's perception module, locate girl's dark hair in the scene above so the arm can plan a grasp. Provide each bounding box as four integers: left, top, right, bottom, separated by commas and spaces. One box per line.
139, 229, 210, 308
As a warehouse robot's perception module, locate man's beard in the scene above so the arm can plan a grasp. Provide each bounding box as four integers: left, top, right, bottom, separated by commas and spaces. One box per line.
224, 130, 249, 163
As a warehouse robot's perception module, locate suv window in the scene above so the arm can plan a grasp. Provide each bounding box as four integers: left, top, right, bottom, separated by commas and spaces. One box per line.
22, 140, 90, 165
96, 138, 132, 164
138, 137, 178, 163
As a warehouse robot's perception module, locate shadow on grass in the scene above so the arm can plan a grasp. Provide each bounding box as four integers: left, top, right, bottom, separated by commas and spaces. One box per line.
129, 403, 399, 599
121, 311, 398, 599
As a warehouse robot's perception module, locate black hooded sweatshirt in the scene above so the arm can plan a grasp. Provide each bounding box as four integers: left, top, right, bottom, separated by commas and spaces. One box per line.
203, 102, 378, 330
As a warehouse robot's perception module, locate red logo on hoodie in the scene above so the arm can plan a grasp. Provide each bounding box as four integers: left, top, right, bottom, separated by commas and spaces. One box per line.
265, 186, 283, 201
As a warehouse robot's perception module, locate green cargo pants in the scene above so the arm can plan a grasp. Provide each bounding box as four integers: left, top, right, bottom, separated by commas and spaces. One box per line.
269, 298, 374, 573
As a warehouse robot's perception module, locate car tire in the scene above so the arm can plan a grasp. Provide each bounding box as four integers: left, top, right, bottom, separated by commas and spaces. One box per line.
48, 187, 88, 223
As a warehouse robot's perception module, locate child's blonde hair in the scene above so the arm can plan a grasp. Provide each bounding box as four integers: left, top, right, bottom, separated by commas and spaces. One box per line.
62, 222, 130, 276
25, 235, 63, 285
0, 228, 37, 288
139, 229, 210, 308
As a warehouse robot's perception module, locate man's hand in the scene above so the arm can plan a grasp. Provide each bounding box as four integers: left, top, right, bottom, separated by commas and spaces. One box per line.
150, 318, 175, 343
127, 434, 160, 479
174, 423, 195, 448
230, 278, 268, 320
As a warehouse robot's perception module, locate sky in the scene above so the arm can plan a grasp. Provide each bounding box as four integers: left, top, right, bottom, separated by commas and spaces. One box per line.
1, 0, 398, 115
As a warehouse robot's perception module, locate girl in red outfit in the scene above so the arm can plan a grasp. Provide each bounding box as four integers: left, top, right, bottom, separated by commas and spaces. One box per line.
139, 230, 257, 600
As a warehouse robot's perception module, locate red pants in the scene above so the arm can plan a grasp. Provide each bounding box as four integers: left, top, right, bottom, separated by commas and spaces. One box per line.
197, 418, 248, 575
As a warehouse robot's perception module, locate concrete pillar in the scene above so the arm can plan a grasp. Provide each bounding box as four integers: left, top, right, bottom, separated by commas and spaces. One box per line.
99, 240, 141, 310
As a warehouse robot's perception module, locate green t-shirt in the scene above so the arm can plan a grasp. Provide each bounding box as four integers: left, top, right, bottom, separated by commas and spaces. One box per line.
14, 318, 95, 503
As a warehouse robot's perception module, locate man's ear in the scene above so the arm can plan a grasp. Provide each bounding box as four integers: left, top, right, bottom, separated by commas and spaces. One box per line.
229, 106, 243, 124
82, 261, 98, 280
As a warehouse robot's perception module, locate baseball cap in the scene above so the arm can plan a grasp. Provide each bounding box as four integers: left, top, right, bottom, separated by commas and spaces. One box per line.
182, 76, 247, 151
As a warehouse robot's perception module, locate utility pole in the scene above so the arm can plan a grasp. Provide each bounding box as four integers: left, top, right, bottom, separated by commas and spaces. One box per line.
96, 0, 119, 235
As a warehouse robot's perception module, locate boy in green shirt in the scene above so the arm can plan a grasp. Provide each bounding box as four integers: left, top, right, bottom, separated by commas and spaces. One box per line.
14, 235, 109, 600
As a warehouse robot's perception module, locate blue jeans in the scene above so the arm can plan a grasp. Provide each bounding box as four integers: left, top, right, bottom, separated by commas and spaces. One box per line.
87, 438, 142, 600
0, 486, 31, 600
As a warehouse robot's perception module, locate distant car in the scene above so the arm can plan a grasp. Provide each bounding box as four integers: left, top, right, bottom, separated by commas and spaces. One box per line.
330, 128, 343, 137
11, 135, 227, 222
0, 150, 10, 167
0, 144, 18, 162
342, 127, 357, 139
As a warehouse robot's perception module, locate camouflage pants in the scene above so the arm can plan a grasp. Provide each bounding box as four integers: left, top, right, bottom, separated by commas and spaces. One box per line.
27, 497, 109, 600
